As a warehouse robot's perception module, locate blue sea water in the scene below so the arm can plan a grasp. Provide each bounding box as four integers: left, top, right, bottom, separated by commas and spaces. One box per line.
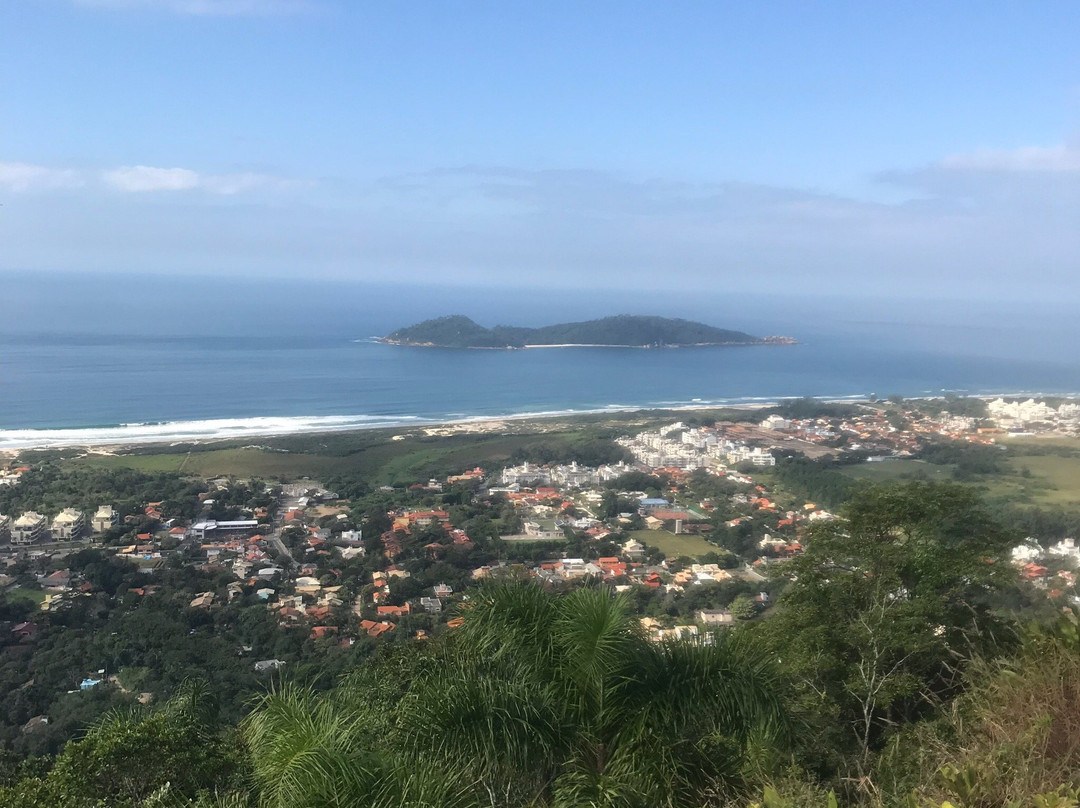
2, 274, 1078, 448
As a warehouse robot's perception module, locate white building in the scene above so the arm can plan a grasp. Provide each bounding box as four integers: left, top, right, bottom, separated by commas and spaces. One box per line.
550, 461, 601, 488
1048, 538, 1080, 566
1010, 540, 1043, 564
51, 508, 85, 540
500, 462, 552, 486
187, 520, 259, 541
761, 415, 792, 430
92, 505, 117, 533
988, 397, 1056, 425
727, 446, 776, 467
12, 512, 47, 545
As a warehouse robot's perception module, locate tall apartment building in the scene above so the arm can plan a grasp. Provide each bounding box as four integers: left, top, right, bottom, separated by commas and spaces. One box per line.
51, 508, 85, 540
92, 504, 118, 533
12, 512, 47, 545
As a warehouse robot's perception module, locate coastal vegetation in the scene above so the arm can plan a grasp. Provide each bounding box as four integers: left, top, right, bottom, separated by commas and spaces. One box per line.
380, 314, 783, 349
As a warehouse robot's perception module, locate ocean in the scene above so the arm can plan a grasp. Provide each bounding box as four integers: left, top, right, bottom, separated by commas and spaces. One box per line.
2, 273, 1079, 449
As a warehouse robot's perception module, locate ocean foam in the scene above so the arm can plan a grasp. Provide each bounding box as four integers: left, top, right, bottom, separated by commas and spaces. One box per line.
0, 414, 425, 450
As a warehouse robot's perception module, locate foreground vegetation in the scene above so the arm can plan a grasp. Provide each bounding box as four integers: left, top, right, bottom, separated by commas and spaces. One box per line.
7, 399, 1080, 806
5, 478, 1080, 807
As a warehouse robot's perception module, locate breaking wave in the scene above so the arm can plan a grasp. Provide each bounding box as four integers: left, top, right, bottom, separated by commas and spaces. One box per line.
0, 414, 427, 450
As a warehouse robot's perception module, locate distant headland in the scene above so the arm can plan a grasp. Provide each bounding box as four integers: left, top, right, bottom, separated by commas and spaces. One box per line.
378, 314, 796, 349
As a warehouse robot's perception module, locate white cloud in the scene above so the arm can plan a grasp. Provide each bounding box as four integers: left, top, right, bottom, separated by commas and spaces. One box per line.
72, 0, 316, 15
100, 164, 291, 194
102, 165, 202, 192
0, 160, 293, 195
3, 143, 1078, 301
939, 144, 1080, 173
0, 162, 84, 192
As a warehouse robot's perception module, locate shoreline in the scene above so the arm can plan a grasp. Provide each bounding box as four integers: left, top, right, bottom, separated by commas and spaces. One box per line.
2, 391, 1077, 454
0, 402, 785, 453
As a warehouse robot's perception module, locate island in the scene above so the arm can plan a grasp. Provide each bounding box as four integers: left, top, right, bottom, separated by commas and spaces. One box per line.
378, 314, 796, 349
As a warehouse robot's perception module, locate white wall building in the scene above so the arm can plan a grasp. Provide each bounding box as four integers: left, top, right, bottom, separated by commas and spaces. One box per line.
51, 508, 85, 540
500, 462, 552, 486
12, 512, 47, 545
92, 505, 117, 533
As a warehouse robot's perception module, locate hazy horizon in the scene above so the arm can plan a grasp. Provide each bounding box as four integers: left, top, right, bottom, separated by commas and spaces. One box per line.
3, 1, 1079, 304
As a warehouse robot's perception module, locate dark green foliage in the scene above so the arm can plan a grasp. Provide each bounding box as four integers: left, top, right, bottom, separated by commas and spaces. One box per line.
760, 481, 1019, 770
0, 680, 245, 807
385, 314, 761, 348
0, 566, 355, 756
766, 455, 863, 509
909, 395, 990, 418
998, 503, 1080, 542
919, 441, 1004, 476
0, 464, 207, 527
605, 469, 670, 492
236, 583, 788, 808
757, 398, 861, 421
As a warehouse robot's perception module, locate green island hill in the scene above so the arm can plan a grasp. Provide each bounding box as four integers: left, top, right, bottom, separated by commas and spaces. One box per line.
379, 314, 797, 349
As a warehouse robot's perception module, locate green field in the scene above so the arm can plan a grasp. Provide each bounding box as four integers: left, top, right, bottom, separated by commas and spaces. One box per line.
839, 459, 956, 483
839, 448, 1080, 508
71, 427, 626, 485
1001, 454, 1080, 506
630, 529, 717, 558
6, 587, 47, 605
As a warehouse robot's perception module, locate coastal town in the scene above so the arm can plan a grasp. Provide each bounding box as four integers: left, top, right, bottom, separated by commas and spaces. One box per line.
4, 395, 1080, 679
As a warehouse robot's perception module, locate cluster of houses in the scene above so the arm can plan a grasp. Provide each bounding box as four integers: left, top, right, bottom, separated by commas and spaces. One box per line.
1010, 537, 1080, 597
381, 508, 475, 558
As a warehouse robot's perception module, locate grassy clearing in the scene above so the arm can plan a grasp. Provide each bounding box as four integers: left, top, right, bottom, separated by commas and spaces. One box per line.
837, 451, 1080, 508
630, 529, 717, 558
1004, 435, 1080, 453
838, 459, 956, 483
7, 587, 47, 605
76, 448, 343, 480
70, 428, 627, 485
1003, 454, 1080, 507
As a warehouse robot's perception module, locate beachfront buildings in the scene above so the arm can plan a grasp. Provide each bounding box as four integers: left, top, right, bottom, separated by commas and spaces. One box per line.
51, 508, 85, 540
12, 512, 47, 545
92, 505, 118, 533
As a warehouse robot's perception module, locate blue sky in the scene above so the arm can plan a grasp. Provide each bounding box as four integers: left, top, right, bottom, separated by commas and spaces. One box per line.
2, 0, 1079, 299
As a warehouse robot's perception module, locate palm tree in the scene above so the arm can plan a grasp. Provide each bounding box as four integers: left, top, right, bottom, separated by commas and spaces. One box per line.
242, 682, 477, 808
240, 583, 787, 808
396, 582, 787, 807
